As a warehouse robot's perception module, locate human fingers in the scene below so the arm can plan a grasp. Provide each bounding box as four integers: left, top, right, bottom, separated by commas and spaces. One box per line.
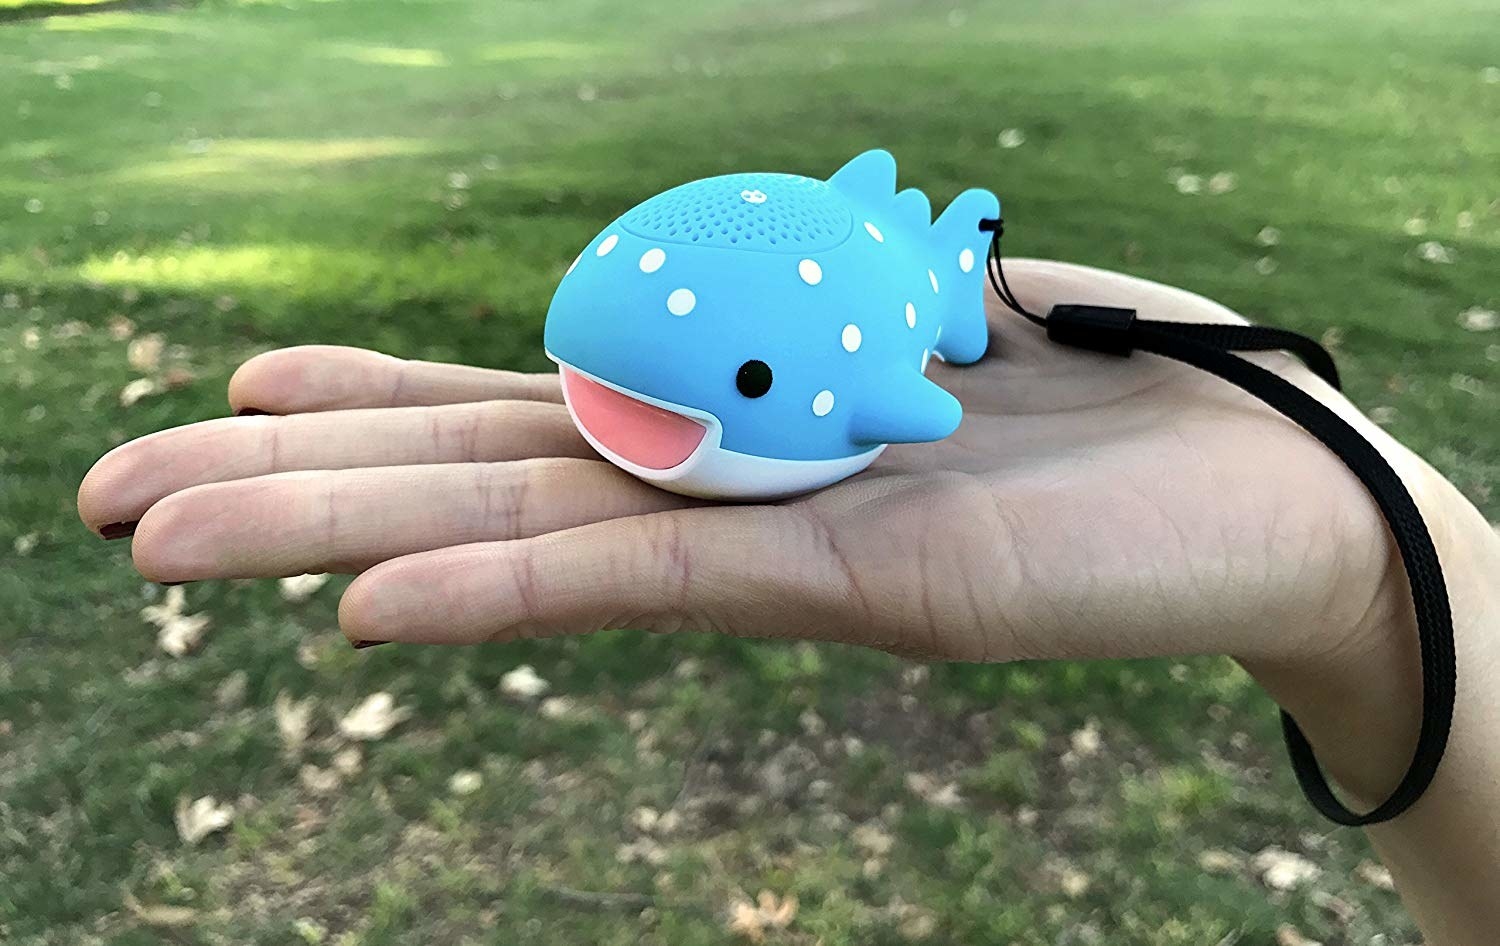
227, 344, 562, 415
78, 400, 591, 535
129, 458, 695, 581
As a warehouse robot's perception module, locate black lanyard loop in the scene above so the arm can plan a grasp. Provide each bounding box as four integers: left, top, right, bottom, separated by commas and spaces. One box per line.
980, 219, 1455, 825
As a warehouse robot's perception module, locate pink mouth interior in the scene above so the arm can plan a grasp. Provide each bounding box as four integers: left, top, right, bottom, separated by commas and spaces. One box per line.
562, 369, 707, 470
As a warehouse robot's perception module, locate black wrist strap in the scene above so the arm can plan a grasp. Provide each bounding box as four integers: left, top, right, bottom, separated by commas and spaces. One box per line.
980, 219, 1455, 826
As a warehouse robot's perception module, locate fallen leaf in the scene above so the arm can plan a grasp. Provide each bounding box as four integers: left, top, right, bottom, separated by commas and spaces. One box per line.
853, 822, 894, 857
448, 770, 482, 795
215, 670, 249, 709
1459, 307, 1497, 332
1256, 226, 1282, 246
905, 773, 962, 809
127, 333, 164, 372
1198, 849, 1241, 874
997, 128, 1026, 149
157, 613, 210, 657
141, 587, 211, 656
278, 573, 330, 602
1069, 720, 1102, 758
500, 664, 550, 699
122, 889, 197, 927
629, 806, 660, 833
298, 764, 340, 795
174, 795, 233, 845
1275, 925, 1322, 946
727, 890, 798, 942
1355, 859, 1395, 891
539, 696, 575, 720
1311, 890, 1357, 924
1252, 847, 1320, 891
13, 532, 39, 556
331, 746, 363, 776
338, 692, 412, 741
1208, 171, 1237, 194
1417, 241, 1454, 264
120, 377, 162, 407
274, 691, 314, 754
616, 837, 667, 866
1058, 866, 1091, 898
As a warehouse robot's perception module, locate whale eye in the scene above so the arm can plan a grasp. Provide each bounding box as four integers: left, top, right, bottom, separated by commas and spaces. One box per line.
735, 360, 773, 398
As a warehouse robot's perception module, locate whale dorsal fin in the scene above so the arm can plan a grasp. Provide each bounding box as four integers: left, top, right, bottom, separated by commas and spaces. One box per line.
826, 149, 896, 201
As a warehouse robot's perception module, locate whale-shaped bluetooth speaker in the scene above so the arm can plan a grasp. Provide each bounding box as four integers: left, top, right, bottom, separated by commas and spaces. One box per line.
543, 149, 998, 500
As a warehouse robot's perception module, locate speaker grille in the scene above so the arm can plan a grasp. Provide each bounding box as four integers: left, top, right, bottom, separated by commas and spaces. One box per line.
620, 173, 852, 253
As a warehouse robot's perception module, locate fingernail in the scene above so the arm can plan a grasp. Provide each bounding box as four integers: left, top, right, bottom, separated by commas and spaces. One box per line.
351, 639, 390, 650
98, 521, 137, 540
234, 407, 272, 417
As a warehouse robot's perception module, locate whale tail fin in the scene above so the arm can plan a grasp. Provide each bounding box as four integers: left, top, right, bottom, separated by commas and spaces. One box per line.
928, 187, 998, 365
828, 150, 996, 365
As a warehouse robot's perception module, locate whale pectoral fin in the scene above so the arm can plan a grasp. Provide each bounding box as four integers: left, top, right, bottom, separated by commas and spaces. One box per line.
848, 371, 963, 447
827, 149, 897, 200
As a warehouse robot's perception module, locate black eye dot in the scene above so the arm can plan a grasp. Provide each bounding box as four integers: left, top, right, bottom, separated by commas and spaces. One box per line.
735, 359, 773, 398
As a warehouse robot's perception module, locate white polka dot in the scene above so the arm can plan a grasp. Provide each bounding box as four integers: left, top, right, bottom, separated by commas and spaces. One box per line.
596, 233, 618, 257
841, 323, 862, 352
639, 247, 666, 273
928, 269, 940, 293
904, 302, 916, 328
566, 253, 581, 275
959, 248, 975, 273
798, 259, 823, 285
812, 390, 835, 417
666, 288, 696, 316
863, 221, 884, 242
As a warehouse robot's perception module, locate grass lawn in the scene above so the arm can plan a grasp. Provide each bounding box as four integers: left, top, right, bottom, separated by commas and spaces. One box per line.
2, 0, 1497, 942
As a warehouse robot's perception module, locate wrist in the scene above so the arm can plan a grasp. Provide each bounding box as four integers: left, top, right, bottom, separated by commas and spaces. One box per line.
1243, 467, 1496, 807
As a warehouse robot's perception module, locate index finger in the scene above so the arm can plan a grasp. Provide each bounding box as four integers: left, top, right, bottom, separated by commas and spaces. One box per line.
229, 345, 563, 414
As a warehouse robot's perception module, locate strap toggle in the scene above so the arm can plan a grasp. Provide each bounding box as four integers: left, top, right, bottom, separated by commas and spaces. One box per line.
1046, 304, 1138, 356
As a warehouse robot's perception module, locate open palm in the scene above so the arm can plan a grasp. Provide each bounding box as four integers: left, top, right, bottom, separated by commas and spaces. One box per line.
79, 259, 1405, 669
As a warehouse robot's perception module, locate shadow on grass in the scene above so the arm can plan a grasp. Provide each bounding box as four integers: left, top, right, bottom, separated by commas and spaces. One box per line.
0, 0, 191, 23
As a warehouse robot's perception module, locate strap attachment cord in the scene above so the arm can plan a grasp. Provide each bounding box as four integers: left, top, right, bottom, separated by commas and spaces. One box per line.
979, 218, 1454, 826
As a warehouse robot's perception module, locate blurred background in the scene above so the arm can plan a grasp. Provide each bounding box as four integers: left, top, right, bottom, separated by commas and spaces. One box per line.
2, 0, 1496, 942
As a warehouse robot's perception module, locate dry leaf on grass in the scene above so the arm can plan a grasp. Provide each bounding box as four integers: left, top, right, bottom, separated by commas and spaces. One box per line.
298, 764, 340, 795
1275, 925, 1323, 946
727, 890, 798, 942
174, 795, 233, 845
1197, 849, 1241, 874
852, 822, 894, 857
274, 691, 314, 754
120, 376, 163, 407
122, 889, 197, 927
905, 773, 962, 809
140, 587, 211, 657
1355, 859, 1395, 891
127, 333, 164, 372
1459, 307, 1497, 332
1252, 847, 1320, 891
448, 770, 482, 796
500, 664, 550, 699
338, 692, 412, 741
331, 746, 362, 777
278, 573, 330, 602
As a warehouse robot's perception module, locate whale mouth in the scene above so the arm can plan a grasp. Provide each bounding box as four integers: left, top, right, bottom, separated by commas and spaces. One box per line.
560, 368, 709, 471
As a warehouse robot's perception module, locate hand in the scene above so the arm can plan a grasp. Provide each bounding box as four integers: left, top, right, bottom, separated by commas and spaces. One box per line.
77, 259, 1500, 942
79, 260, 1425, 667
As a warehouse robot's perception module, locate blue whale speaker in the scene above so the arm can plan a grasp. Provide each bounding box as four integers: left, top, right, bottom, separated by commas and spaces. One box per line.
543, 149, 998, 500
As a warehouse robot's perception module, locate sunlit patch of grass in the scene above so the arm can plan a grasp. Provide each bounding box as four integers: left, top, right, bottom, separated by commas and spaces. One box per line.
104, 137, 440, 184
477, 39, 599, 62
41, 10, 200, 30
321, 41, 449, 68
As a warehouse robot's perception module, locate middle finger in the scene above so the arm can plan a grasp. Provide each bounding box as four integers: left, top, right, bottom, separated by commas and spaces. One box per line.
79, 400, 592, 533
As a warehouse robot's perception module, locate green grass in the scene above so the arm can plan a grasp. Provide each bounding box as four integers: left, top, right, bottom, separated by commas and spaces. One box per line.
2, 0, 1497, 942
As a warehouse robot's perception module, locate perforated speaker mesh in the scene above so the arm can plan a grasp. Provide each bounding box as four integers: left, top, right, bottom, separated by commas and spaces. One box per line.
620, 173, 852, 253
